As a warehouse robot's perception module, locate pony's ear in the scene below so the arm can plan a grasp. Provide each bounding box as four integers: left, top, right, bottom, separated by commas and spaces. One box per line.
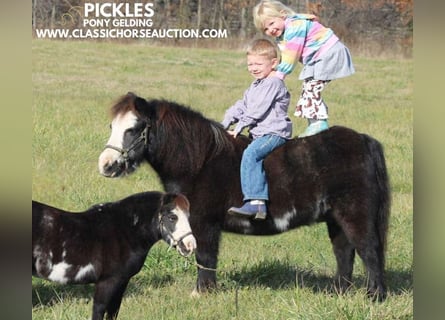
160, 193, 177, 211
161, 193, 190, 212
174, 193, 190, 211
133, 95, 156, 120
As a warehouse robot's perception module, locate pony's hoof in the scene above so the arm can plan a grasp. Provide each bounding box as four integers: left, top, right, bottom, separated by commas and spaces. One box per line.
190, 288, 201, 298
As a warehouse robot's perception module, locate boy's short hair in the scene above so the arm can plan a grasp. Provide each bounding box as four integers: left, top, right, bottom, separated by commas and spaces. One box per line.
246, 38, 281, 61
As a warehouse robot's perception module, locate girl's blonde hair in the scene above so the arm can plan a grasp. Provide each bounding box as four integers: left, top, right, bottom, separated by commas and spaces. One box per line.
253, 0, 296, 31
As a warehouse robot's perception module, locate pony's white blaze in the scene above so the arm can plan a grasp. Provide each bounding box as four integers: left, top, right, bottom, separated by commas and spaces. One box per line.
172, 207, 197, 254
98, 111, 138, 175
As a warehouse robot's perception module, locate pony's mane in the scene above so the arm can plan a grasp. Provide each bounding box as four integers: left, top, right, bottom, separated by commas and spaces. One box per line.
153, 98, 235, 167
110, 93, 139, 118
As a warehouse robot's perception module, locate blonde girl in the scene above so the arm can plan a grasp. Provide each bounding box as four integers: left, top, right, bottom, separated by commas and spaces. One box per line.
253, 0, 355, 137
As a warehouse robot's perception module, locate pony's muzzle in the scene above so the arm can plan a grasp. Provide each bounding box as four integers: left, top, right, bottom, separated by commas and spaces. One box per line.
99, 161, 124, 177
177, 234, 197, 257
98, 150, 126, 177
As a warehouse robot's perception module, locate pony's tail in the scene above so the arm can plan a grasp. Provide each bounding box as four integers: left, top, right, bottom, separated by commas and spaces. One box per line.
364, 134, 391, 267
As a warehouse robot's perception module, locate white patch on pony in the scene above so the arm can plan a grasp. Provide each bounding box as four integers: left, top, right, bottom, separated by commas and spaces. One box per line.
33, 245, 42, 257
225, 218, 252, 233
75, 263, 95, 282
273, 208, 297, 232
133, 215, 139, 226
42, 214, 54, 229
237, 219, 253, 233
98, 111, 139, 175
171, 206, 197, 254
48, 261, 72, 284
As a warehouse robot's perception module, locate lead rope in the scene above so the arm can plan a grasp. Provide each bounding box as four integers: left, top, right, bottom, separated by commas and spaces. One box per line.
194, 262, 218, 272
176, 249, 218, 271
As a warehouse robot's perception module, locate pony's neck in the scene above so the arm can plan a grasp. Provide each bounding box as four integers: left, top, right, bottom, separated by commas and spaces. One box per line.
150, 115, 233, 177
144, 103, 245, 192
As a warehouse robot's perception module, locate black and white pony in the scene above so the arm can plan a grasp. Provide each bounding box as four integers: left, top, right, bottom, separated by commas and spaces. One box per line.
32, 191, 196, 320
98, 93, 391, 301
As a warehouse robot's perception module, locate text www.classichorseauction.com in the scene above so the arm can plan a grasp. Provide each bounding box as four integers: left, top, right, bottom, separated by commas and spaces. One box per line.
35, 28, 228, 40
35, 2, 228, 40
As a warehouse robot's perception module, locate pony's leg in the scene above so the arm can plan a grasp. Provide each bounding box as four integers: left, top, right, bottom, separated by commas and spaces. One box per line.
92, 278, 128, 320
353, 236, 387, 301
331, 214, 387, 301
105, 280, 129, 320
326, 218, 355, 293
192, 223, 222, 295
91, 284, 107, 320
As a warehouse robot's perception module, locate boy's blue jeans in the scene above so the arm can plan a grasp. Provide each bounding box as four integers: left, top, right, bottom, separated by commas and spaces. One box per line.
241, 134, 287, 201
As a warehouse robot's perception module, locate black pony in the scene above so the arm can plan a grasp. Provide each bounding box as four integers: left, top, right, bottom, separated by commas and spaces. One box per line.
98, 92, 390, 300
32, 191, 196, 320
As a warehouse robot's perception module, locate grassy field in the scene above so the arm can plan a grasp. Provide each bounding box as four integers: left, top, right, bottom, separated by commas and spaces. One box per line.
32, 39, 413, 319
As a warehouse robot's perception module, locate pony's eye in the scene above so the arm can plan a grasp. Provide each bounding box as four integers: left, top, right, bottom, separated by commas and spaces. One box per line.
168, 214, 178, 222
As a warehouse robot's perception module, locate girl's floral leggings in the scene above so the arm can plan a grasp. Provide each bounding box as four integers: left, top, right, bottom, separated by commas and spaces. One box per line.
294, 78, 330, 120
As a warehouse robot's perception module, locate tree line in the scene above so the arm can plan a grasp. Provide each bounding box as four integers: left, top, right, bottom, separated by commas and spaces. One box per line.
32, 0, 413, 57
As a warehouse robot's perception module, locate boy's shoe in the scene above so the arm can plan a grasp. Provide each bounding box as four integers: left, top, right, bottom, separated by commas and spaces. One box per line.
228, 202, 267, 220
298, 119, 329, 137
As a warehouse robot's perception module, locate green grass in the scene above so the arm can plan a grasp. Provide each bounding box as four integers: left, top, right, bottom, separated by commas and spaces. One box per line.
32, 39, 413, 319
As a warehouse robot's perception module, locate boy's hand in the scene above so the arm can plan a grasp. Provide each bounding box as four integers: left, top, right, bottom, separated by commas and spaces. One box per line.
227, 130, 238, 138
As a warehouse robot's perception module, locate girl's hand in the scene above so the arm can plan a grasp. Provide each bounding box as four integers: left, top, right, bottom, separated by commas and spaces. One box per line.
269, 70, 285, 80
